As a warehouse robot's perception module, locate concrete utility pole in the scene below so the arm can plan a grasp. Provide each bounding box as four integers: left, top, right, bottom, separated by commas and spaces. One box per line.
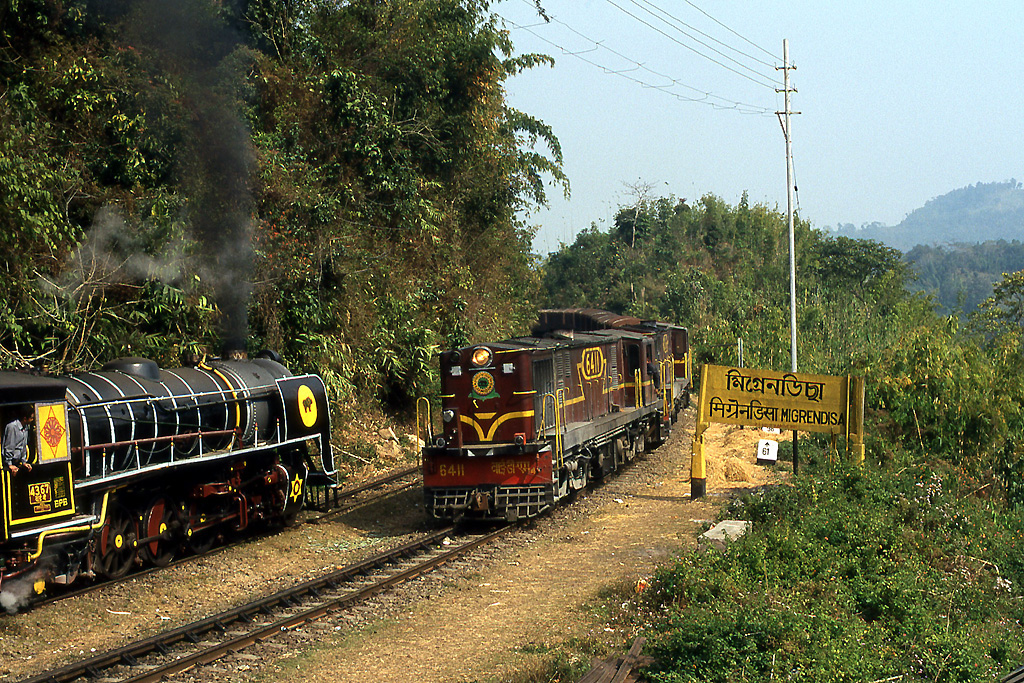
777, 39, 801, 471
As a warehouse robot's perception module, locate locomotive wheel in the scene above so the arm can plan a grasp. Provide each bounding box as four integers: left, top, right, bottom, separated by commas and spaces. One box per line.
555, 471, 570, 500
186, 528, 219, 555
614, 437, 628, 467
275, 462, 306, 527
569, 460, 589, 491
651, 421, 667, 448
139, 498, 183, 567
184, 508, 220, 555
594, 444, 615, 479
96, 504, 138, 579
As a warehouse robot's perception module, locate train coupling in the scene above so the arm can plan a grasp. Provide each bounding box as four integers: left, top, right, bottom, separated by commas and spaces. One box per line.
471, 491, 491, 513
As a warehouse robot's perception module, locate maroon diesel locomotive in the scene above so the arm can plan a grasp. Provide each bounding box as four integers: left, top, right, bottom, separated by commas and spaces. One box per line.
420, 309, 691, 521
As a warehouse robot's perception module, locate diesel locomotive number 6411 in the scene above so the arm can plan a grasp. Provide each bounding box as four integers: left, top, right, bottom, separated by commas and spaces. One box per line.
420, 309, 692, 521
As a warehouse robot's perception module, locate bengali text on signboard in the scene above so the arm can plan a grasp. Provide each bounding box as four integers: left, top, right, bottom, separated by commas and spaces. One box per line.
690, 364, 866, 498
698, 365, 859, 436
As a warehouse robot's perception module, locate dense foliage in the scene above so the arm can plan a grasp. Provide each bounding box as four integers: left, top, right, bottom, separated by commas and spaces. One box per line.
0, 0, 564, 410
543, 193, 908, 375
542, 193, 1024, 679
645, 459, 1024, 682
905, 240, 1024, 315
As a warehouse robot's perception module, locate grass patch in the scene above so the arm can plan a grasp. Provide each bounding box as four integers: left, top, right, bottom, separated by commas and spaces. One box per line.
490, 636, 608, 683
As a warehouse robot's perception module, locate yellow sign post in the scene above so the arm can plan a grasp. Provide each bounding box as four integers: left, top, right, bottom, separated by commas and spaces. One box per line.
691, 365, 865, 497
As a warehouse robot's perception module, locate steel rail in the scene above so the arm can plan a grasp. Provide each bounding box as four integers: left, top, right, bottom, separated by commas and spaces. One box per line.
333, 465, 420, 498
306, 464, 422, 520
20, 525, 511, 683
31, 466, 422, 609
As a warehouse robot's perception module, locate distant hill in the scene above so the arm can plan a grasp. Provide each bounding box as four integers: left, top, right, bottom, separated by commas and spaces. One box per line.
904, 240, 1024, 315
834, 181, 1024, 252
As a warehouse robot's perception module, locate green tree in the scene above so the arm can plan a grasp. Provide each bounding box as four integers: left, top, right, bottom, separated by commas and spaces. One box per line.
975, 270, 1024, 331
0, 0, 565, 416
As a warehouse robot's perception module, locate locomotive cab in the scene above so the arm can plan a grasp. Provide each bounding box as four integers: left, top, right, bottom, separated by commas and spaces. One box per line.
0, 377, 80, 541
0, 374, 89, 596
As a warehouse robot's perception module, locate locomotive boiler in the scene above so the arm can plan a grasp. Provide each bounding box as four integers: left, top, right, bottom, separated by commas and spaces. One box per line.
420, 309, 691, 521
0, 351, 333, 608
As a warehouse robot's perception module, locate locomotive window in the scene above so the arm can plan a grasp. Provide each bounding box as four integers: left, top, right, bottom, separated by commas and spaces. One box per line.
674, 330, 689, 354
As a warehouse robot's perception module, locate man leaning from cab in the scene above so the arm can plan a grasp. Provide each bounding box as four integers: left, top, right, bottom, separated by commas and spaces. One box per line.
3, 409, 34, 475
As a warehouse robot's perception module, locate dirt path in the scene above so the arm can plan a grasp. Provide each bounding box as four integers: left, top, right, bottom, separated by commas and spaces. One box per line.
247, 408, 783, 683
0, 407, 783, 682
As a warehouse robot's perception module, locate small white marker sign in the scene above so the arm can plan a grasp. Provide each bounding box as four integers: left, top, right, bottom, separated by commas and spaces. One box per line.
761, 427, 782, 435
756, 439, 778, 465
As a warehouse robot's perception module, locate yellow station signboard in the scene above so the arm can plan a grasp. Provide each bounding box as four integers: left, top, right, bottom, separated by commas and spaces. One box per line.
700, 365, 860, 434
691, 364, 865, 497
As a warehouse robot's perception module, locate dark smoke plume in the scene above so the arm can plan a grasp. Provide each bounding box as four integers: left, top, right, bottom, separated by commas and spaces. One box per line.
123, 0, 256, 341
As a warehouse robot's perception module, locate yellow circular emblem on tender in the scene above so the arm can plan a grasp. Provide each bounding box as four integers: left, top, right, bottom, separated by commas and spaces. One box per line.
297, 384, 318, 428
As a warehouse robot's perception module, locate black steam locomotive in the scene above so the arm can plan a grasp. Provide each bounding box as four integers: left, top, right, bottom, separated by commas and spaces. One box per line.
0, 352, 333, 609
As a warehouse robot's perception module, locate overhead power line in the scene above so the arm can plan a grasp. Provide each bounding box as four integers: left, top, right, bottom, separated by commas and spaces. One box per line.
538, 14, 771, 111
630, 0, 777, 71
503, 13, 773, 115
603, 0, 782, 90
680, 0, 778, 61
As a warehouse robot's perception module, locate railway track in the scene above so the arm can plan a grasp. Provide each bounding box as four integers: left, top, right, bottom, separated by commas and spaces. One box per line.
20, 524, 510, 683
34, 465, 423, 609
306, 464, 422, 521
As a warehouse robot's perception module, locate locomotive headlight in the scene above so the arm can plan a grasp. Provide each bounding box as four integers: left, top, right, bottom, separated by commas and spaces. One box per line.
442, 409, 456, 423
470, 347, 492, 367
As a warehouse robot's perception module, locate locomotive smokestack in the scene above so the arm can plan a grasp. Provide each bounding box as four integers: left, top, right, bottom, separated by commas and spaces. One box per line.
221, 337, 248, 361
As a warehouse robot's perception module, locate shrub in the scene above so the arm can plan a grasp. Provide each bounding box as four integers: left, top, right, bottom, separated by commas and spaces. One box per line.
644, 463, 1024, 682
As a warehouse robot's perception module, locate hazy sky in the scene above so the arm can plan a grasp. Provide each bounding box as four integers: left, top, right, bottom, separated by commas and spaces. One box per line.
497, 1, 1024, 254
